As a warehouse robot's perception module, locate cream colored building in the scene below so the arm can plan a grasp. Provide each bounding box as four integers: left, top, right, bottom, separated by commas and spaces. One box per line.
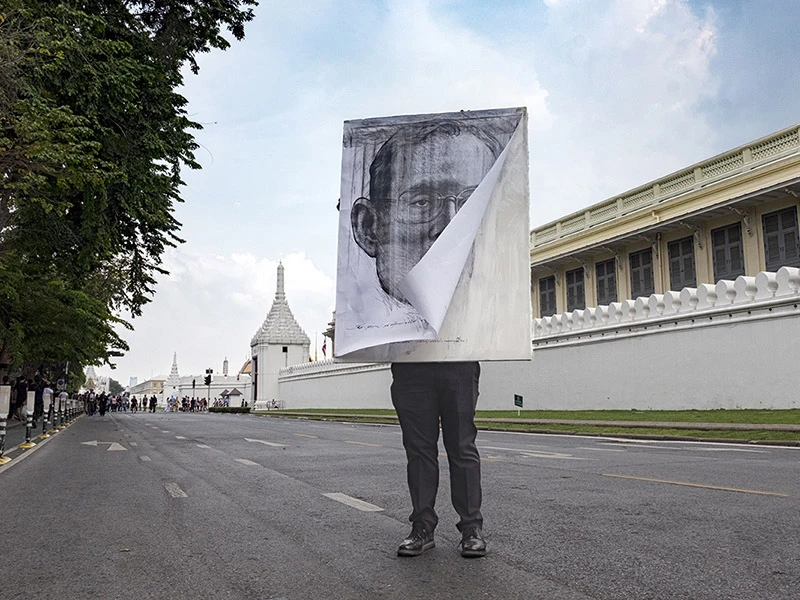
129, 377, 164, 398
530, 124, 800, 318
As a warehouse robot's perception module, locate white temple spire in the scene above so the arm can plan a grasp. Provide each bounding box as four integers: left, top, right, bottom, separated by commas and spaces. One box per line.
276, 261, 285, 301
251, 263, 310, 347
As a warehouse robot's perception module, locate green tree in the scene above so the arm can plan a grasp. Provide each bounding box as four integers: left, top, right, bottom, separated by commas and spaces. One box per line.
0, 0, 257, 376
108, 377, 124, 395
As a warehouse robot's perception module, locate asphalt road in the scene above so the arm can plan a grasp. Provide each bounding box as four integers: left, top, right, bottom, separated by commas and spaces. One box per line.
1, 412, 797, 600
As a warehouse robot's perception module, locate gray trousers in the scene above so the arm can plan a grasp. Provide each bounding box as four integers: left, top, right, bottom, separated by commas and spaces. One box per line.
390, 362, 482, 533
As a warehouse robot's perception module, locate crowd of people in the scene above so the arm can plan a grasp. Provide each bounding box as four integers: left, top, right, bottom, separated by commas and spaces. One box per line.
3, 374, 241, 421
83, 392, 159, 416
164, 396, 209, 412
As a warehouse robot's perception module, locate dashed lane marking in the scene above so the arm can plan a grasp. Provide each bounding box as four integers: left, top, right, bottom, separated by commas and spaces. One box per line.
165, 483, 187, 498
196, 444, 211, 449
175, 436, 187, 440
295, 434, 318, 438
130, 442, 138, 447
139, 456, 151, 462
603, 474, 789, 497
235, 458, 260, 466
344, 440, 381, 447
323, 493, 384, 512
244, 438, 285, 447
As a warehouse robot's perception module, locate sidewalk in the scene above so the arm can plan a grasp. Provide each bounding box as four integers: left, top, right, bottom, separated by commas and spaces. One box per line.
1, 416, 68, 461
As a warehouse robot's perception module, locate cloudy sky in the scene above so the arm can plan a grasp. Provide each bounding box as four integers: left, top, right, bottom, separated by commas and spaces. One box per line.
95, 0, 800, 385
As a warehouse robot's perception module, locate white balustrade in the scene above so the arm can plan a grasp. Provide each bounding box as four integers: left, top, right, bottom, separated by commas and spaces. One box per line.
695, 284, 717, 309
733, 276, 757, 303
678, 287, 699, 312
777, 266, 800, 295
534, 266, 800, 342
715, 279, 737, 305
531, 125, 800, 249
662, 290, 682, 315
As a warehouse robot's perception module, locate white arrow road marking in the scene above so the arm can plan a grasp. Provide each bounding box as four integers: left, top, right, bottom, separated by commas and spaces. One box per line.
235, 458, 259, 466
244, 438, 285, 447
80, 441, 126, 451
323, 493, 384, 512
165, 483, 187, 498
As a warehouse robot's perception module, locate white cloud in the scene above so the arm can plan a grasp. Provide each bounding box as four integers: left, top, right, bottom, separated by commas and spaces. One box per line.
529, 0, 719, 225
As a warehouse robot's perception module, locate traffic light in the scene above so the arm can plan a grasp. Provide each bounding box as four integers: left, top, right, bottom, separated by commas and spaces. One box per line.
204, 374, 211, 386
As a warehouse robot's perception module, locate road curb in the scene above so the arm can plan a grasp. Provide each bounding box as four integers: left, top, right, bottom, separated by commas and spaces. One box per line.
253, 412, 800, 447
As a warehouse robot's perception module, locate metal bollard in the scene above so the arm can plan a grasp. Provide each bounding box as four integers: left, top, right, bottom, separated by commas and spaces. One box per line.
19, 390, 37, 449
0, 385, 11, 464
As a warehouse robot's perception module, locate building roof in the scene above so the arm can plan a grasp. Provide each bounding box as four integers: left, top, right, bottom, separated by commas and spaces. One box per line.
529, 123, 800, 268
251, 262, 310, 347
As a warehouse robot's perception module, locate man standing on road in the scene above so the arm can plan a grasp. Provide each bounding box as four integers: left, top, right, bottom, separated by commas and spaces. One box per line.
351, 121, 498, 558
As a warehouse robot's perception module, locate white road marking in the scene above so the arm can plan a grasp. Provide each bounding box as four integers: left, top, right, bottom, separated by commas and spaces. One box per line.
323, 493, 384, 512
139, 456, 151, 462
294, 433, 318, 439
165, 483, 187, 498
80, 440, 126, 451
196, 444, 211, 449
578, 447, 627, 452
130, 442, 138, 447
244, 438, 285, 447
692, 447, 769, 453
479, 445, 586, 460
235, 458, 259, 466
345, 440, 381, 447
175, 436, 187, 440
521, 451, 587, 460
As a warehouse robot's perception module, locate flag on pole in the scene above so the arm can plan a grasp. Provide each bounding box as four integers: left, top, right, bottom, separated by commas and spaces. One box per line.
321, 338, 327, 358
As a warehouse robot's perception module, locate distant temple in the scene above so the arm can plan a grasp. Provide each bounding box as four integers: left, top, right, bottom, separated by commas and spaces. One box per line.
248, 262, 310, 409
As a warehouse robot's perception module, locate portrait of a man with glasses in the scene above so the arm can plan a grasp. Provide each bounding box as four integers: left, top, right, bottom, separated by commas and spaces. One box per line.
350, 119, 504, 306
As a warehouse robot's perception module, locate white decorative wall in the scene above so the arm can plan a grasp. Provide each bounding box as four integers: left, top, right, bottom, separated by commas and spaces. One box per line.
278, 267, 800, 411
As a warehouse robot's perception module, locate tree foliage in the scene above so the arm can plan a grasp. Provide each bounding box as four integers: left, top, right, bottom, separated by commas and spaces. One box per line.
0, 0, 257, 377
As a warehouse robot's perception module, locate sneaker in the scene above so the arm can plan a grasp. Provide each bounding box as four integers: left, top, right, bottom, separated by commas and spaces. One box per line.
459, 527, 487, 558
397, 523, 435, 557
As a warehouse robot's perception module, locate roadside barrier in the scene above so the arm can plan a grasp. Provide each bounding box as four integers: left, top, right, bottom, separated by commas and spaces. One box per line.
19, 391, 36, 449
40, 404, 51, 439
0, 385, 10, 465
58, 398, 66, 429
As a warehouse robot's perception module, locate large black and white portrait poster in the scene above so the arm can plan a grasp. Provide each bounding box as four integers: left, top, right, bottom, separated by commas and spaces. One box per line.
335, 107, 531, 362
